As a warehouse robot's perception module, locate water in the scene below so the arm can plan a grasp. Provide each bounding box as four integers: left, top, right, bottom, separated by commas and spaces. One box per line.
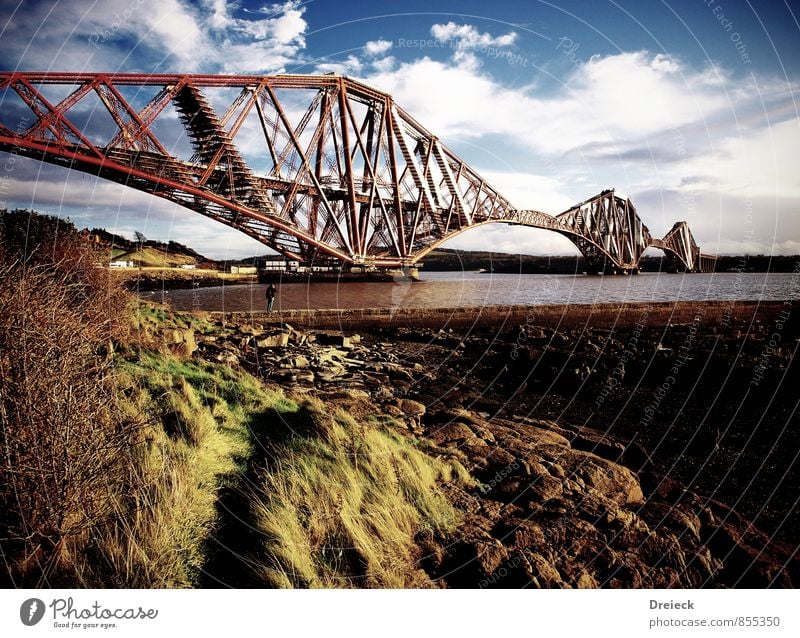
139, 271, 800, 313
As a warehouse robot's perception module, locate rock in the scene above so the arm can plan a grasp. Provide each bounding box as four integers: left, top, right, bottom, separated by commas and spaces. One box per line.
215, 352, 238, 365
288, 355, 310, 369
343, 388, 371, 400
257, 332, 290, 348
575, 571, 599, 588
567, 454, 645, 505
316, 364, 347, 382
526, 328, 548, 340
523, 552, 566, 588
317, 348, 349, 364
316, 333, 357, 349
163, 328, 197, 356
396, 399, 426, 417
294, 370, 315, 383
428, 422, 474, 446
475, 540, 508, 577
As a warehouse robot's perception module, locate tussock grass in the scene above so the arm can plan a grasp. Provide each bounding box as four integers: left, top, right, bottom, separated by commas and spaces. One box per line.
100, 352, 288, 587
249, 397, 470, 588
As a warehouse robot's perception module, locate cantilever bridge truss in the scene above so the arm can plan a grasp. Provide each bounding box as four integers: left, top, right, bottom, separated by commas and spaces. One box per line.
0, 72, 714, 272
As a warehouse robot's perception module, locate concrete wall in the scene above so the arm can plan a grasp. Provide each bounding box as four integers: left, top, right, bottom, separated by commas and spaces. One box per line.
216, 300, 798, 332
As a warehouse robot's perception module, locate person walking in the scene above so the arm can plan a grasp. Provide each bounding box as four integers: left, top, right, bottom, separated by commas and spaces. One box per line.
265, 283, 277, 313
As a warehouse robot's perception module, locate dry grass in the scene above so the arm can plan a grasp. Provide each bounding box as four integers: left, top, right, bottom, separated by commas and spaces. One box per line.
249, 397, 470, 588
102, 352, 285, 587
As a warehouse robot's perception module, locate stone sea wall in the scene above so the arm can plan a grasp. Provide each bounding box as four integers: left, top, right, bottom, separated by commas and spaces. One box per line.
217, 300, 798, 331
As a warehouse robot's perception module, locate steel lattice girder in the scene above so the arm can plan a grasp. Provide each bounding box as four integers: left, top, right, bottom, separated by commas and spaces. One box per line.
0, 72, 712, 270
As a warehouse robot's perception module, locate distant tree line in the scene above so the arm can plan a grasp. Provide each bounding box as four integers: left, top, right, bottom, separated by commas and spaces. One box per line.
421, 248, 800, 274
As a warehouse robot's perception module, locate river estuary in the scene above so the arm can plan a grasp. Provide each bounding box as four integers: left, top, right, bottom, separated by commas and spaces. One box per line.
140, 271, 800, 312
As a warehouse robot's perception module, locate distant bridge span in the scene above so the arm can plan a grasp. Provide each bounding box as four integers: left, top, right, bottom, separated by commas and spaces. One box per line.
0, 72, 715, 272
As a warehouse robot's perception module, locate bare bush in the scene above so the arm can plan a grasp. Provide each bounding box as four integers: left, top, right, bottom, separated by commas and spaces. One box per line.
0, 211, 139, 586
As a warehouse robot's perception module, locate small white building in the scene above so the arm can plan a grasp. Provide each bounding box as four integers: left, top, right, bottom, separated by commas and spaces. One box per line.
110, 260, 134, 268
230, 265, 257, 274
180, 264, 197, 270
261, 259, 300, 272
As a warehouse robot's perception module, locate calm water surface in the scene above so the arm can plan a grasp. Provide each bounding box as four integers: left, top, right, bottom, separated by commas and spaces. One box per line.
140, 271, 800, 313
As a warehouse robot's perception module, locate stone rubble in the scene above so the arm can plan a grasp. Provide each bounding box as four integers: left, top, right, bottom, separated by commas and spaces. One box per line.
173, 317, 798, 588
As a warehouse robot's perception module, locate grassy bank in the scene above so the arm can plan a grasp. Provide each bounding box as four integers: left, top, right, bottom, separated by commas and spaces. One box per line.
0, 210, 469, 588
110, 351, 280, 587
112, 343, 468, 587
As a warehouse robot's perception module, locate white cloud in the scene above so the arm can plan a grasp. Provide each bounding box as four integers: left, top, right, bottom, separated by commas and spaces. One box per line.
0, 0, 310, 74
371, 56, 396, 73
430, 22, 517, 50
315, 55, 363, 75
244, 2, 307, 46
364, 51, 740, 155
364, 39, 392, 56
678, 118, 800, 199
142, 0, 208, 70
204, 0, 234, 30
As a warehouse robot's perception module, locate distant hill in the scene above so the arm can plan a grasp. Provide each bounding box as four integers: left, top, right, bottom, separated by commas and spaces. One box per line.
83, 229, 216, 269
83, 224, 800, 274
110, 246, 203, 268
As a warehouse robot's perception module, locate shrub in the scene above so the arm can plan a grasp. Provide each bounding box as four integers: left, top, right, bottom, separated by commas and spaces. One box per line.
0, 210, 137, 586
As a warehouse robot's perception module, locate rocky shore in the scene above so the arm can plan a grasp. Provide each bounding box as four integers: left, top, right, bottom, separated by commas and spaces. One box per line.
163, 301, 799, 587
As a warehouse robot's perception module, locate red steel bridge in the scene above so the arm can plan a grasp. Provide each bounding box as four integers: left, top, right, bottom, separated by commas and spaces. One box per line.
0, 72, 716, 273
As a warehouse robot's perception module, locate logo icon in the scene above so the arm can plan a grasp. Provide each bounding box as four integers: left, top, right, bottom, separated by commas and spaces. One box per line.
20, 598, 45, 626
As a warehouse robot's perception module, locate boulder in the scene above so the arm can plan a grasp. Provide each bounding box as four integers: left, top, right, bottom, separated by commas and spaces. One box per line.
294, 370, 315, 383
257, 332, 290, 348
396, 398, 426, 417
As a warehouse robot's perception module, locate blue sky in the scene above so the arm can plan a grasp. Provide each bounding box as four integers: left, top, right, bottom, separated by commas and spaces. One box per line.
1, 0, 798, 258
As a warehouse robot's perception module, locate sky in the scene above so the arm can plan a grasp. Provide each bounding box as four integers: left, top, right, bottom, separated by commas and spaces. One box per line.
0, 0, 798, 259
